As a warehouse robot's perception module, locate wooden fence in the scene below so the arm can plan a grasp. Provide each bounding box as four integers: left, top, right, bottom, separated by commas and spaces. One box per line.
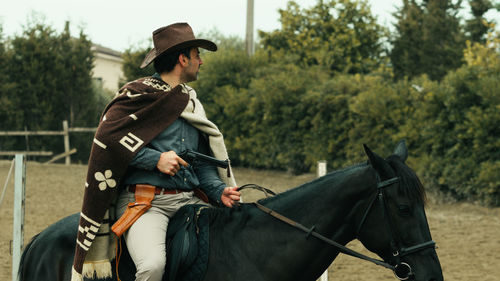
0, 120, 96, 165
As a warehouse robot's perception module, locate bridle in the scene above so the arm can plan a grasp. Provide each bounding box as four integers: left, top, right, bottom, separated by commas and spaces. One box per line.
238, 173, 436, 280
355, 176, 436, 280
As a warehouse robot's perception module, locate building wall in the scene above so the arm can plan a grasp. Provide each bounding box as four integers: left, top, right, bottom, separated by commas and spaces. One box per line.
92, 45, 123, 93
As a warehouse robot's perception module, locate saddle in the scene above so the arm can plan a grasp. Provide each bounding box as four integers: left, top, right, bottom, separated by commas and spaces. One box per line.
164, 204, 211, 281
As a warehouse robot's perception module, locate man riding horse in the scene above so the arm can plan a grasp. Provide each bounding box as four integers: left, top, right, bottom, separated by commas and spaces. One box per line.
71, 22, 241, 281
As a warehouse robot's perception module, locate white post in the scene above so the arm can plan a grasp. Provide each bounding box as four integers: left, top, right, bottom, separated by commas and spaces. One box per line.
317, 160, 327, 178
62, 120, 71, 165
245, 0, 255, 56
318, 160, 328, 281
12, 154, 26, 281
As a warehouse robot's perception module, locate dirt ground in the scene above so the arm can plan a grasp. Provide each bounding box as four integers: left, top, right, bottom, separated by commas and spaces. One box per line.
1, 161, 499, 280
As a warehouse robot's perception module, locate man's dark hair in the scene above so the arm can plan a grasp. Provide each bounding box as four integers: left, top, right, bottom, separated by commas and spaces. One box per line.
153, 47, 192, 73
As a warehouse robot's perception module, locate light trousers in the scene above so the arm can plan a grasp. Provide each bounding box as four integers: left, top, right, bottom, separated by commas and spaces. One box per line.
116, 190, 207, 281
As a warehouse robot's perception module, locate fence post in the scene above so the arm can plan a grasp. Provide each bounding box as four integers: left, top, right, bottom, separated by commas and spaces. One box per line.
12, 154, 26, 281
317, 160, 327, 178
317, 160, 328, 281
62, 120, 71, 165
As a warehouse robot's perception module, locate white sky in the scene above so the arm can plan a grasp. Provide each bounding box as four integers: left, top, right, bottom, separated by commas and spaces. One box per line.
1, 0, 498, 52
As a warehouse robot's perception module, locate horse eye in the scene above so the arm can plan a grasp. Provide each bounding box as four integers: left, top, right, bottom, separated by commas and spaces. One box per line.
398, 205, 411, 216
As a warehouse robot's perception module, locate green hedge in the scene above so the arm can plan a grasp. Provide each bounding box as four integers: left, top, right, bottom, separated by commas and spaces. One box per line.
193, 42, 500, 206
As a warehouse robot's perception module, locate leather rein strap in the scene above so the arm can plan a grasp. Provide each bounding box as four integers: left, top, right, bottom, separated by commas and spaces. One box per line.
237, 184, 276, 198
253, 201, 395, 271
238, 183, 395, 270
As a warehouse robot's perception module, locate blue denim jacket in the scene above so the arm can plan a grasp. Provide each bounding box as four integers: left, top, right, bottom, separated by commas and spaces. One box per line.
121, 116, 226, 204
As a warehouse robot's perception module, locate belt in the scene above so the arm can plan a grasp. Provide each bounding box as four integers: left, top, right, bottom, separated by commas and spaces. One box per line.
127, 185, 186, 195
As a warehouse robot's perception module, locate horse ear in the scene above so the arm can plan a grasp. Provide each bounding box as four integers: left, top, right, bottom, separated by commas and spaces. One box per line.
393, 140, 408, 162
363, 144, 394, 179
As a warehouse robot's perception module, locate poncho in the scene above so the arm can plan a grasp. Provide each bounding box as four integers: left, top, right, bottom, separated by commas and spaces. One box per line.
71, 76, 236, 280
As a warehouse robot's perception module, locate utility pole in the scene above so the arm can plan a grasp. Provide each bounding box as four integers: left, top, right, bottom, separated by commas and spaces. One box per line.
246, 0, 255, 56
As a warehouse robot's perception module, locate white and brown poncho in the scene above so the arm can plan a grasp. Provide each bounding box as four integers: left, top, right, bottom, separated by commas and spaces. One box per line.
71, 76, 236, 281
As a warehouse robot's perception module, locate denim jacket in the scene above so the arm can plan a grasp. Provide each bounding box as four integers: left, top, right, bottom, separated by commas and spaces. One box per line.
121, 117, 225, 204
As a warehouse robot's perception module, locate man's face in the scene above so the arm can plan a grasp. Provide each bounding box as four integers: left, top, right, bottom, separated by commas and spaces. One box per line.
182, 48, 203, 83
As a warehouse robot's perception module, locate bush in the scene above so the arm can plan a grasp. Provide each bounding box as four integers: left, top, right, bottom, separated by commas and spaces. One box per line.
398, 36, 500, 205
195, 36, 500, 205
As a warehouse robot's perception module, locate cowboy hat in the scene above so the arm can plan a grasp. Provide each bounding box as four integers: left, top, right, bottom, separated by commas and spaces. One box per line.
140, 22, 217, 69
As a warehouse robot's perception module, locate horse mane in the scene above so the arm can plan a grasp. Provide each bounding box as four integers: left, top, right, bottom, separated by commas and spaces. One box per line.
251, 157, 427, 206
258, 162, 370, 206
205, 162, 370, 226
386, 155, 427, 205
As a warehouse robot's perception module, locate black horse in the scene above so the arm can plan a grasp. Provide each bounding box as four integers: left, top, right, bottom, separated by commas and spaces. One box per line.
19, 141, 443, 281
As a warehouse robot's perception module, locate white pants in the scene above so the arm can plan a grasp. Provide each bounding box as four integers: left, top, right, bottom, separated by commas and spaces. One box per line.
116, 190, 207, 281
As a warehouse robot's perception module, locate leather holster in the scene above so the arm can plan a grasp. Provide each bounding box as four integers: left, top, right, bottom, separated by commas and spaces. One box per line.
111, 184, 156, 237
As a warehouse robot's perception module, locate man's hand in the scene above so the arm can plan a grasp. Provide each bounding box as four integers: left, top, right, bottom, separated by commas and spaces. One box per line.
157, 151, 189, 176
221, 187, 241, 208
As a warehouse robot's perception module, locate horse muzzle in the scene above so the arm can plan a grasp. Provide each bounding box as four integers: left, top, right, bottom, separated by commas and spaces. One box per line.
394, 262, 413, 280
393, 261, 443, 281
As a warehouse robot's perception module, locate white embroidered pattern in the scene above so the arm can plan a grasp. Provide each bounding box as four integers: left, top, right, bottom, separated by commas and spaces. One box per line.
77, 212, 101, 251
119, 132, 144, 152
94, 170, 116, 191
122, 89, 142, 99
142, 78, 171, 91
93, 138, 107, 149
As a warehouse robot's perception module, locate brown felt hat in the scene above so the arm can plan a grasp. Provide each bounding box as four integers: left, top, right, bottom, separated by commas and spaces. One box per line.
140, 23, 217, 69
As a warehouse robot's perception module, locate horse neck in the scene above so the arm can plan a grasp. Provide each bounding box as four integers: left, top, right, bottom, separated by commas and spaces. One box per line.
205, 165, 379, 281
263, 163, 376, 245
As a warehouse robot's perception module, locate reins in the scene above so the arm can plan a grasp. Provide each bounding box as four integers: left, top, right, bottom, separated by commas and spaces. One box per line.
237, 183, 395, 271
237, 183, 276, 198
237, 178, 436, 280
252, 199, 396, 271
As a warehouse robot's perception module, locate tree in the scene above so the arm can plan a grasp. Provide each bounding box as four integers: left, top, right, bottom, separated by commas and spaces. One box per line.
0, 24, 20, 153
191, 40, 253, 120
3, 17, 107, 160
0, 25, 16, 124
59, 22, 100, 127
391, 0, 466, 80
259, 0, 386, 75
465, 0, 495, 43
422, 0, 465, 80
121, 46, 154, 86
8, 21, 66, 132
390, 0, 426, 79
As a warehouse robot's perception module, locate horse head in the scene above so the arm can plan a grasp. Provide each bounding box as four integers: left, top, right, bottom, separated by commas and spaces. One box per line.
357, 140, 443, 281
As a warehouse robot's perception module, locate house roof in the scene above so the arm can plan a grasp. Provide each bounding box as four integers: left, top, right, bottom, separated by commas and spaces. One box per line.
91, 44, 122, 58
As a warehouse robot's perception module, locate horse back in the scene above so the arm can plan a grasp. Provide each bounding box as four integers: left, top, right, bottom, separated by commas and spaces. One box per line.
19, 213, 79, 281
